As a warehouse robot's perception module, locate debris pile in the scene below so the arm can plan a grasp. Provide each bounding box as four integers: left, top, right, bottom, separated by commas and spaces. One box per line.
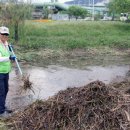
110, 80, 130, 94
21, 75, 34, 93
111, 80, 130, 89
7, 81, 130, 130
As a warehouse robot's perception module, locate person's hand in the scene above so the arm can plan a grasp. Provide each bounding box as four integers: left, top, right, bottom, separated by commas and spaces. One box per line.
9, 55, 16, 61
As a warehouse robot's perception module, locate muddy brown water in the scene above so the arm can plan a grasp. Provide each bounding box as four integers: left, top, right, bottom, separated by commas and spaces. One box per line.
6, 65, 130, 111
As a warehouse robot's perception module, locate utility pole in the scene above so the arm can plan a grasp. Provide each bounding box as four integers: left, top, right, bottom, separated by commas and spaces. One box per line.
89, 0, 90, 6
92, 0, 94, 21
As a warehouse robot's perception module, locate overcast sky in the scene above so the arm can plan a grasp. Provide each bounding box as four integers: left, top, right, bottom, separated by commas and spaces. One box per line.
31, 0, 72, 3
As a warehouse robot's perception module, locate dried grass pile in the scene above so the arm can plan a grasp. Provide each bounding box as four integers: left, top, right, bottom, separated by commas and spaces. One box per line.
6, 81, 130, 130
21, 75, 34, 93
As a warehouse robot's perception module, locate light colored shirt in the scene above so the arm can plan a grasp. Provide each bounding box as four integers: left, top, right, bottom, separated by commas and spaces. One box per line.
0, 41, 10, 62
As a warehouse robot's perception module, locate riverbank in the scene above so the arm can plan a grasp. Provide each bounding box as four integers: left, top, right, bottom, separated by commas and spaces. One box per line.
9, 21, 130, 67
16, 46, 130, 68
2, 21, 130, 130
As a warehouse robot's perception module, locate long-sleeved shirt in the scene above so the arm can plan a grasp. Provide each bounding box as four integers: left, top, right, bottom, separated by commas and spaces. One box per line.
0, 41, 10, 62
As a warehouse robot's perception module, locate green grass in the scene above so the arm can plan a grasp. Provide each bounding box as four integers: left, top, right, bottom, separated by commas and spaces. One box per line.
13, 21, 130, 50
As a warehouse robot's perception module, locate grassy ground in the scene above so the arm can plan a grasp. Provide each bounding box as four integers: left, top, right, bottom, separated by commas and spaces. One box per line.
15, 21, 130, 50
9, 21, 130, 67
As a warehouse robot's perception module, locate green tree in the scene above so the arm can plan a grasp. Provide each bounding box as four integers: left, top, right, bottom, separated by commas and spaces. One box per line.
68, 6, 88, 20
108, 0, 130, 16
108, 1, 116, 20
0, 1, 32, 42
43, 5, 50, 19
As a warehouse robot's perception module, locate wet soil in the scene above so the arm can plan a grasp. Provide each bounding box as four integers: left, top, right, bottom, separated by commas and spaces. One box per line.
7, 64, 130, 111
6, 47, 130, 111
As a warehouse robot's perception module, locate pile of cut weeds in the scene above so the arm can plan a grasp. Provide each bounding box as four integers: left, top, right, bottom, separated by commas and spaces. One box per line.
6, 81, 130, 130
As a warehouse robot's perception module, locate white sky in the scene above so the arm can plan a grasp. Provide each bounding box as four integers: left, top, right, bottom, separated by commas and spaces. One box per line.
31, 0, 72, 3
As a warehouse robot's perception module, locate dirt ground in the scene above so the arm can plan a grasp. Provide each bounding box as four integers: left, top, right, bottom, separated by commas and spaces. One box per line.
2, 47, 130, 130
20, 47, 130, 68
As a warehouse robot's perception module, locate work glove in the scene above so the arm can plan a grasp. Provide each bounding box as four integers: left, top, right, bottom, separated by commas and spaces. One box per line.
9, 55, 16, 61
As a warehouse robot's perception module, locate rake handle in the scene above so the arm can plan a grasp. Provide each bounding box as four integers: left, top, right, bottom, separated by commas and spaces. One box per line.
9, 44, 23, 75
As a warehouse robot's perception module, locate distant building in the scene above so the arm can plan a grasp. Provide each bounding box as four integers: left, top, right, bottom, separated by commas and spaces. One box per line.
64, 0, 109, 7
65, 0, 109, 15
52, 13, 69, 20
32, 4, 44, 19
32, 0, 109, 19
32, 3, 68, 19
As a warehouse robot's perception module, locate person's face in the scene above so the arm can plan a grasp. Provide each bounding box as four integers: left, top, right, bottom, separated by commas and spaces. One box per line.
0, 33, 9, 43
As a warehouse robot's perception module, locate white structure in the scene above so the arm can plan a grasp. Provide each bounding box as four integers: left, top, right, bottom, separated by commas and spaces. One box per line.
51, 14, 69, 20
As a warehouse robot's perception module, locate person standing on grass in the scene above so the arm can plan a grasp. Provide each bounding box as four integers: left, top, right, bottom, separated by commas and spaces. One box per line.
0, 26, 16, 117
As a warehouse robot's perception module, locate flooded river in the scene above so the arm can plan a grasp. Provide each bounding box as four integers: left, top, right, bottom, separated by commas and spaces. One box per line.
6, 65, 130, 110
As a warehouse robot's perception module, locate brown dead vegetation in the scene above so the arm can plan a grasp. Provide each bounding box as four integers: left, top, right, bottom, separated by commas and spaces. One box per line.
21, 75, 34, 94
6, 80, 130, 130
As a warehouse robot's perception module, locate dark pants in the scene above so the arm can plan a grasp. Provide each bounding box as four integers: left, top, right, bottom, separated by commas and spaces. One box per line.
0, 73, 9, 114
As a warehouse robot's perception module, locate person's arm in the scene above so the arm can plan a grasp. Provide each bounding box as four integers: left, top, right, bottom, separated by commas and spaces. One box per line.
0, 53, 9, 62
0, 57, 10, 62
0, 56, 9, 62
